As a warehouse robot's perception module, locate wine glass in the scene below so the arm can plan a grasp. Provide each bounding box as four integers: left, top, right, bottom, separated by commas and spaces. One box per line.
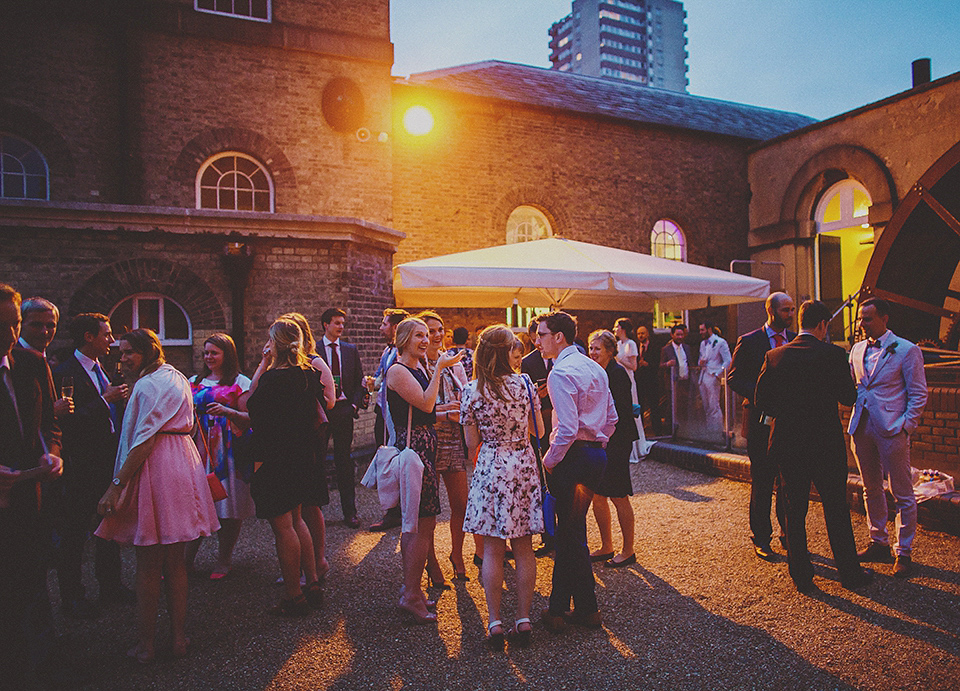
61, 376, 74, 400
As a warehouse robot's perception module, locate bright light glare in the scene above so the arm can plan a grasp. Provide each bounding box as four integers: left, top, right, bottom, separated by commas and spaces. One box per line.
403, 106, 434, 136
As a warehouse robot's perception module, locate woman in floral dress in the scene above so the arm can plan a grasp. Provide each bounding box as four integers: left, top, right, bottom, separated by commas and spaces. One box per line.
461, 324, 543, 650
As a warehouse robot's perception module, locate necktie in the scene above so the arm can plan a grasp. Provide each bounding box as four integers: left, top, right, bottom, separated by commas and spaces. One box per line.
330, 343, 342, 397
773, 332, 786, 348
94, 362, 119, 432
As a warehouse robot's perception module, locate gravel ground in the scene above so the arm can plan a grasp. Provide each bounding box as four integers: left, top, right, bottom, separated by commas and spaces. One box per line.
49, 459, 959, 690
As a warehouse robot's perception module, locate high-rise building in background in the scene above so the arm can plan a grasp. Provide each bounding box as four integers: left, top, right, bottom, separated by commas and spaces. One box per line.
549, 0, 688, 92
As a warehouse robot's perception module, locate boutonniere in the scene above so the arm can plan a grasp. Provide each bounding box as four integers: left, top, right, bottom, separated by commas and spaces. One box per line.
884, 342, 898, 357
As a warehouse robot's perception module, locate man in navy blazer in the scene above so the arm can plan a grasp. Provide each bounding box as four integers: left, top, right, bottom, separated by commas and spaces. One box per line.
660, 323, 693, 435
727, 292, 796, 561
848, 297, 927, 578
316, 308, 366, 527
0, 284, 63, 683
52, 313, 131, 617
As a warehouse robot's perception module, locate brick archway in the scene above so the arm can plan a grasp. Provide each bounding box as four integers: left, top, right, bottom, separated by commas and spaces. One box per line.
69, 258, 226, 331
492, 187, 571, 241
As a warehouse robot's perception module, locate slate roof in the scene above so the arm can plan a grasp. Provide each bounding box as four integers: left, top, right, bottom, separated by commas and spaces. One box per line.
400, 61, 817, 142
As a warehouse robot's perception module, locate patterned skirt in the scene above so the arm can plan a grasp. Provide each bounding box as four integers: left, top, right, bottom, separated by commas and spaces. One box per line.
434, 420, 468, 473
396, 424, 441, 518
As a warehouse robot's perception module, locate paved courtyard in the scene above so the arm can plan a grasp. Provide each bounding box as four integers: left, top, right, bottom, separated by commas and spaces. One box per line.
51, 459, 959, 690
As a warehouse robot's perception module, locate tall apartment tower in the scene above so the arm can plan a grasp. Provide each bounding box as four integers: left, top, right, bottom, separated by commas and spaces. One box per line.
549, 0, 688, 92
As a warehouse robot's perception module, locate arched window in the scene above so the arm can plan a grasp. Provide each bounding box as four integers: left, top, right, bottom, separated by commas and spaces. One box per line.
651, 219, 686, 261
1, 134, 49, 200
506, 206, 552, 244
195, 0, 270, 22
109, 294, 192, 346
197, 152, 274, 212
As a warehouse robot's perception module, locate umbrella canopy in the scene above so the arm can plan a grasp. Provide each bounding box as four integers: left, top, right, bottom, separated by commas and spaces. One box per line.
393, 238, 769, 312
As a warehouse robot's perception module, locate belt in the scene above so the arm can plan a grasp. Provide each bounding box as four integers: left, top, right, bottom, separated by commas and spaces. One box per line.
159, 429, 193, 435
572, 440, 603, 448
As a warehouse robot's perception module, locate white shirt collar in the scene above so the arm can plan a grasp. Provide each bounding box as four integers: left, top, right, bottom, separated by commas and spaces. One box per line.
17, 337, 43, 355
74, 348, 99, 373
322, 336, 340, 348
0, 354, 10, 370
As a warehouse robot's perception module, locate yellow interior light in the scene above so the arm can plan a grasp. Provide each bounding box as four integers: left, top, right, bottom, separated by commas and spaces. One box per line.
403, 106, 434, 136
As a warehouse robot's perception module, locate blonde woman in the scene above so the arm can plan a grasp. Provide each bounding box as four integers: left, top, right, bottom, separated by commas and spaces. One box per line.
461, 325, 543, 650
245, 318, 324, 615
386, 318, 463, 623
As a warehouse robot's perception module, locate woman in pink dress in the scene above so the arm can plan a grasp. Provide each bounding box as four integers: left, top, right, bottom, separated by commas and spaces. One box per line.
97, 329, 219, 664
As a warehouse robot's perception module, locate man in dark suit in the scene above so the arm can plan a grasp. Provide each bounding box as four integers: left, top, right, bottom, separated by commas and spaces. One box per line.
634, 324, 660, 435
316, 307, 366, 528
660, 323, 693, 435
52, 313, 132, 618
0, 283, 63, 683
755, 300, 871, 593
18, 297, 73, 420
727, 292, 795, 561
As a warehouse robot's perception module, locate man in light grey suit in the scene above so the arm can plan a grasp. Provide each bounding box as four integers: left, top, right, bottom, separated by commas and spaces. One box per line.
848, 297, 927, 578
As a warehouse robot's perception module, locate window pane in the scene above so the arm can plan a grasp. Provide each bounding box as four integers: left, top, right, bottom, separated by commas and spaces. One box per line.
236, 189, 254, 210
236, 156, 257, 176
252, 0, 268, 18
822, 193, 843, 223
506, 205, 552, 244
853, 187, 870, 218
219, 188, 234, 209
25, 175, 46, 200
110, 299, 133, 335
201, 166, 220, 186
254, 190, 270, 211
200, 188, 217, 208
164, 299, 190, 340
138, 298, 161, 333
3, 174, 24, 198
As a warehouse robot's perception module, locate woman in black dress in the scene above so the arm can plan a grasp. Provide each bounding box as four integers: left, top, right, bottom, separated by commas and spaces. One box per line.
385, 317, 463, 623
245, 318, 324, 615
587, 329, 639, 567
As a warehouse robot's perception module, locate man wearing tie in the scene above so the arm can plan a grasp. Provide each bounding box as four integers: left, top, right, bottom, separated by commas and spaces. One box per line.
0, 283, 63, 684
52, 313, 131, 617
634, 325, 659, 435
727, 292, 795, 560
18, 297, 72, 419
660, 323, 693, 435
848, 297, 927, 578
697, 321, 732, 438
317, 307, 365, 528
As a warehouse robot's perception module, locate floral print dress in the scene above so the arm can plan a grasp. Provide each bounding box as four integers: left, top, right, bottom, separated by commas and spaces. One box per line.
461, 373, 544, 539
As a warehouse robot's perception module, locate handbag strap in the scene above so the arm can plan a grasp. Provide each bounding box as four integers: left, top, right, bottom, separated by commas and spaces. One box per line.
193, 416, 212, 470
523, 377, 549, 491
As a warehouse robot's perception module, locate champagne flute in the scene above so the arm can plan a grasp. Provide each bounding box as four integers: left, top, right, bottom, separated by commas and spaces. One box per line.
61, 376, 74, 400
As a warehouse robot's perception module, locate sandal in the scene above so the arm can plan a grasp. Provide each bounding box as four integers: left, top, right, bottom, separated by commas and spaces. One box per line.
268, 594, 310, 617
304, 581, 324, 609
485, 620, 505, 651
506, 618, 533, 648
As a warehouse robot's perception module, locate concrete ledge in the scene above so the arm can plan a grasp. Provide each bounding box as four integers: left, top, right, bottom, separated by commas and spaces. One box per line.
647, 441, 960, 537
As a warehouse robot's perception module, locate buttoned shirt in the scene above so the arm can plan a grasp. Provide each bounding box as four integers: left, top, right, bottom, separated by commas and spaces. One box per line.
764, 324, 789, 350
699, 334, 732, 378
542, 345, 617, 470
322, 336, 348, 401
863, 329, 892, 376
671, 341, 689, 380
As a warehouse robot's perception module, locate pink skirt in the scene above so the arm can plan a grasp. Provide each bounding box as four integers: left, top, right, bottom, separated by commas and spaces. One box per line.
96, 434, 220, 546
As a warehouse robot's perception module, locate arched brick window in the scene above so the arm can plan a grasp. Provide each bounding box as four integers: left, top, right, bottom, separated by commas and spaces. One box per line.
197, 152, 274, 212
506, 206, 552, 244
1, 133, 48, 200
109, 293, 192, 346
651, 219, 686, 261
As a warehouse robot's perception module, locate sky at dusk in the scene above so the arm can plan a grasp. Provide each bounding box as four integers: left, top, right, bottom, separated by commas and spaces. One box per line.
391, 0, 960, 121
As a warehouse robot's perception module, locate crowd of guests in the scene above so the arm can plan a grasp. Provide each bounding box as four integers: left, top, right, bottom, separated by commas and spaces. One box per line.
1, 278, 929, 682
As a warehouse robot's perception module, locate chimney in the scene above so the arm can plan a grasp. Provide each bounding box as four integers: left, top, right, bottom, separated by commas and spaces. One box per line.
912, 58, 931, 88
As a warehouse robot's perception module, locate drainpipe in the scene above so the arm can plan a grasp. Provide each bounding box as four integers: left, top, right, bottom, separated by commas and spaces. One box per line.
222, 242, 254, 370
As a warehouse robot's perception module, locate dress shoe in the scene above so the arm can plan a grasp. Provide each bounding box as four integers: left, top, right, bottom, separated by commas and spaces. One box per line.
534, 544, 555, 558
345, 514, 361, 529
590, 551, 614, 563
893, 555, 915, 579
604, 554, 637, 568
64, 597, 100, 619
753, 543, 776, 561
100, 584, 137, 606
841, 568, 874, 590
368, 512, 401, 532
562, 609, 603, 629
540, 608, 568, 634
857, 541, 894, 563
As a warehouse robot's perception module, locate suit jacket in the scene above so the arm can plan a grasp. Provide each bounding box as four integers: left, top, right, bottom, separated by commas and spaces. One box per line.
53, 353, 119, 486
755, 334, 856, 466
635, 340, 657, 387
727, 327, 797, 407
660, 341, 693, 374
520, 350, 552, 410
697, 334, 732, 378
847, 332, 927, 437
5, 347, 61, 471
317, 338, 365, 410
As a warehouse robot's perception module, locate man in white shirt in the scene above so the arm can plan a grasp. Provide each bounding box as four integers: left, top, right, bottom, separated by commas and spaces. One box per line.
19, 297, 72, 419
848, 297, 927, 578
698, 321, 732, 437
537, 311, 617, 632
660, 324, 693, 435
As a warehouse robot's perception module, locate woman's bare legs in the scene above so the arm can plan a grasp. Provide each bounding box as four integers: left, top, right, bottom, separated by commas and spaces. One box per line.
481, 536, 506, 630
511, 535, 536, 626
162, 543, 189, 656
132, 545, 163, 661
400, 516, 437, 620
590, 495, 615, 557
610, 496, 635, 560
269, 511, 304, 599
213, 518, 243, 576
295, 506, 321, 583
441, 470, 468, 575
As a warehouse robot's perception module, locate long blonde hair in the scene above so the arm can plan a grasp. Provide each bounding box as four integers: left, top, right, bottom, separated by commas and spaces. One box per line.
268, 318, 309, 369
473, 324, 517, 402
279, 312, 317, 356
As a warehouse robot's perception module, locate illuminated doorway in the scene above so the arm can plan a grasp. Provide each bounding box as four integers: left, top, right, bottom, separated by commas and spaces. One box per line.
815, 180, 874, 342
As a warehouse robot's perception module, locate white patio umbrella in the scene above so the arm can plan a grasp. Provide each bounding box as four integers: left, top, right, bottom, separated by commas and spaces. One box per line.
393, 237, 769, 312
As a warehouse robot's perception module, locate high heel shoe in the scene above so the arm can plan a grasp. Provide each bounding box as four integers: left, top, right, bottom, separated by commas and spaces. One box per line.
485, 620, 505, 651
506, 618, 533, 648
449, 555, 469, 582
398, 601, 438, 625
427, 570, 451, 590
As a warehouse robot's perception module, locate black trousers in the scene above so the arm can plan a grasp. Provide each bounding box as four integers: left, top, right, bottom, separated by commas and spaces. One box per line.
778, 454, 861, 586
318, 401, 356, 519
747, 413, 786, 547
547, 442, 606, 615
55, 478, 122, 600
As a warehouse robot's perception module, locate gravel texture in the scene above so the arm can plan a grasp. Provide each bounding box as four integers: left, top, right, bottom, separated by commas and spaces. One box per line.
46, 459, 960, 690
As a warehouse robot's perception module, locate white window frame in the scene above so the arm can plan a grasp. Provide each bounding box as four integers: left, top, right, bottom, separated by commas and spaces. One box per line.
506, 205, 553, 245
1, 133, 49, 200
815, 179, 871, 233
109, 293, 193, 346
196, 151, 275, 212
651, 219, 686, 261
194, 0, 271, 23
